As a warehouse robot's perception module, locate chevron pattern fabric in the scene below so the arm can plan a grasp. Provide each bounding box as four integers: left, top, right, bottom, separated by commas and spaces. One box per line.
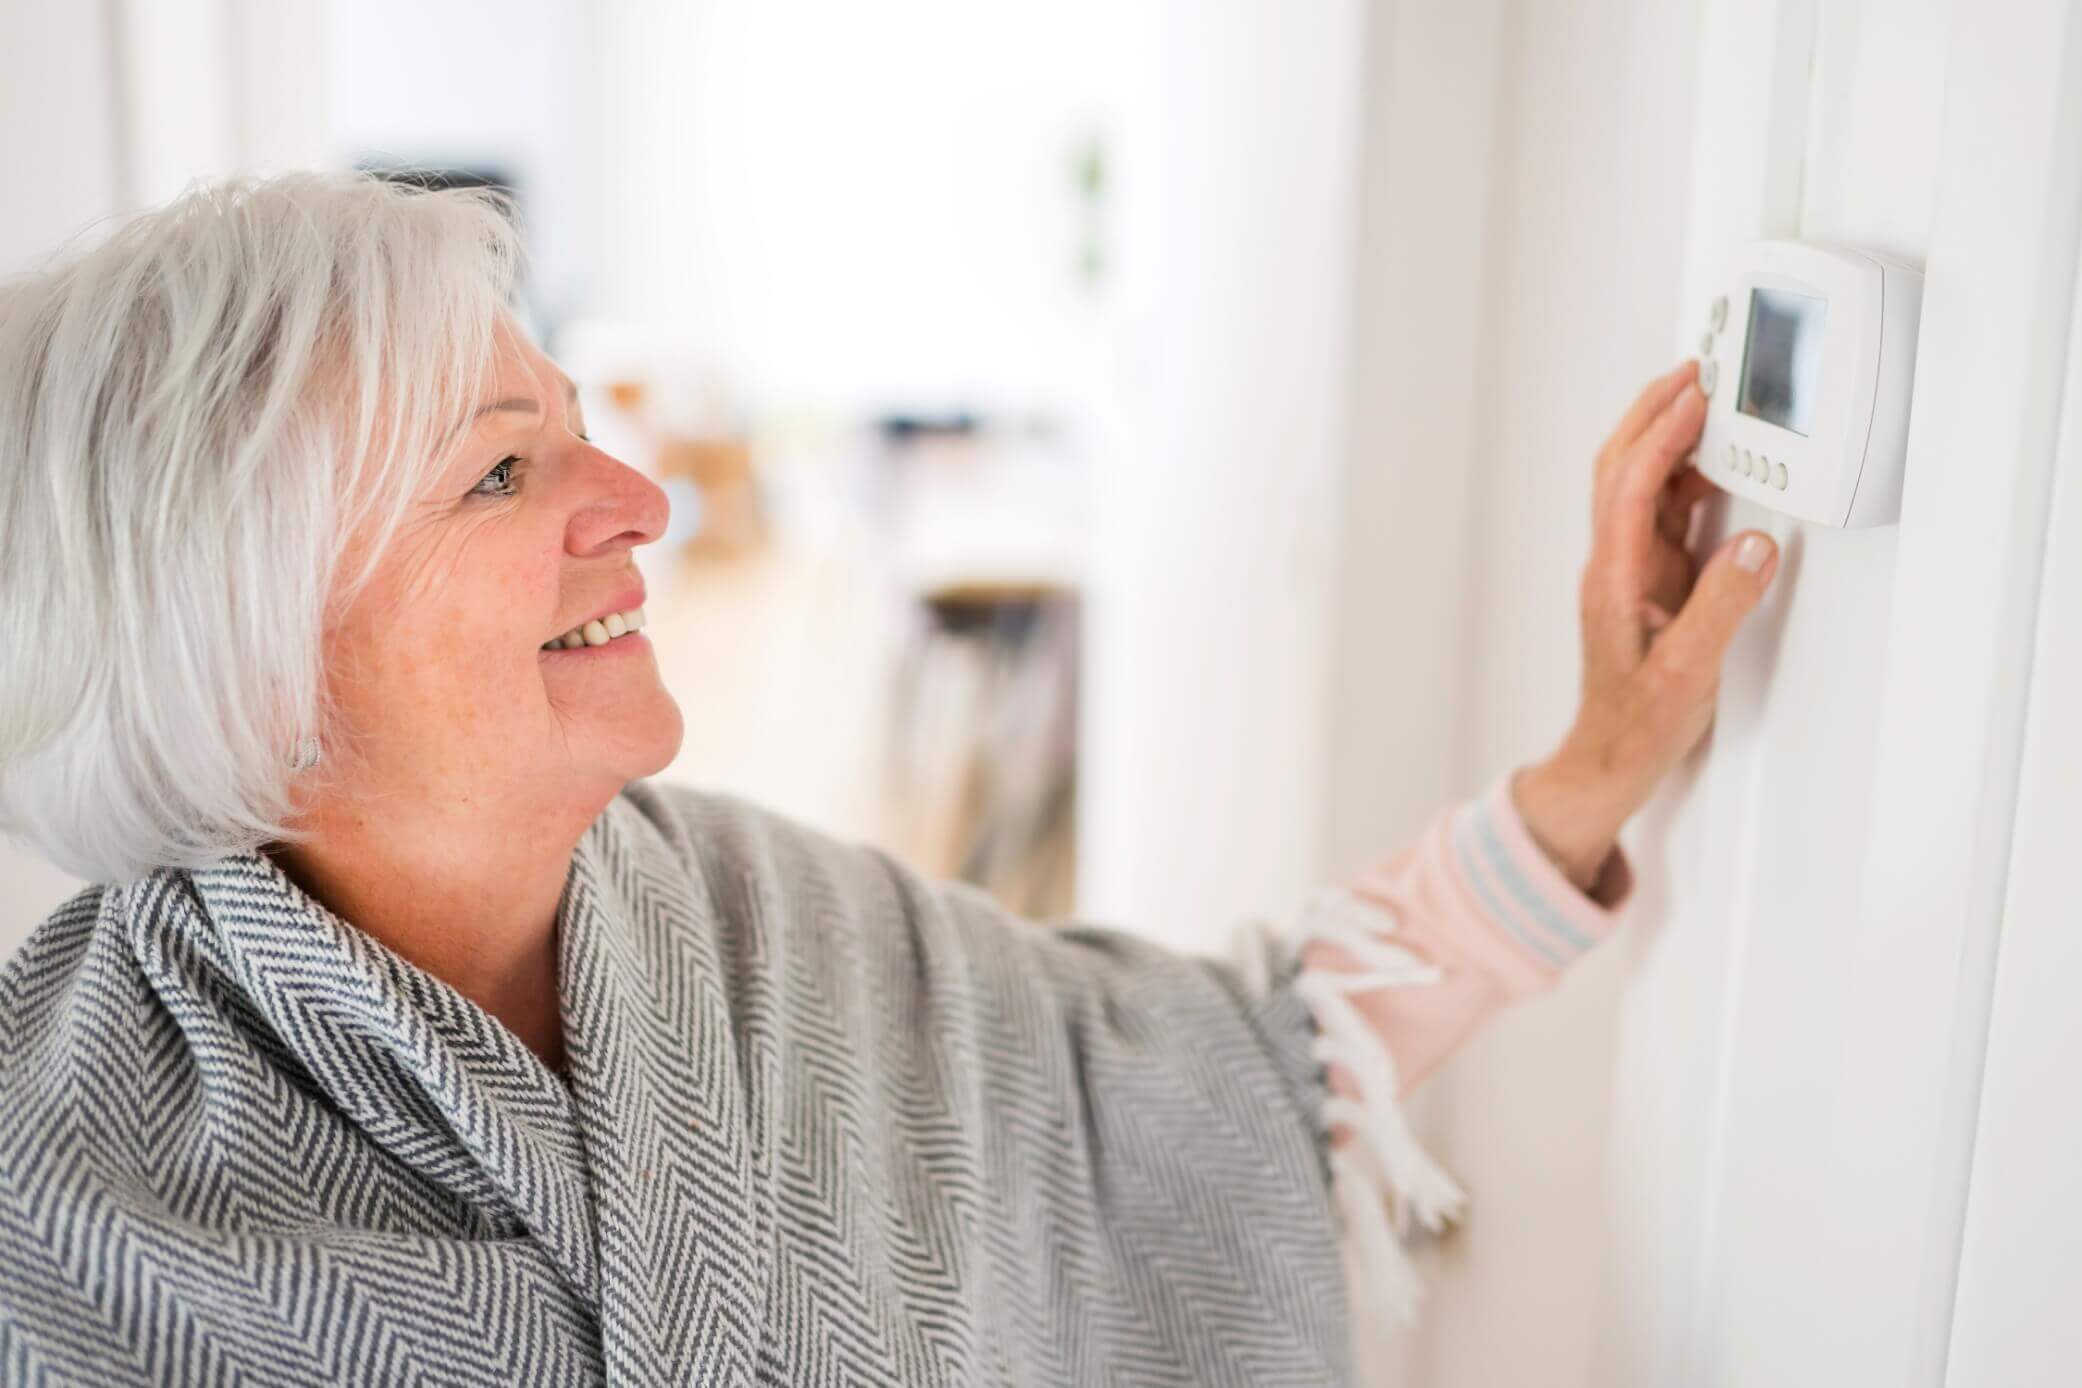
0, 780, 1353, 1385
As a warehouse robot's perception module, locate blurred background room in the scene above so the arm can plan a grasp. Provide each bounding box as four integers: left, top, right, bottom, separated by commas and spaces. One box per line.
7, 2, 2082, 1386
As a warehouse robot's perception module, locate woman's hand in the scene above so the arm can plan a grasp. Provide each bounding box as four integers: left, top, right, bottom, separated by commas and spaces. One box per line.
1512, 359, 1780, 894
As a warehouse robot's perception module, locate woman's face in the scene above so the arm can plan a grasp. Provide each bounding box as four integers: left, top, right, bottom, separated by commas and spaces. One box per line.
313, 320, 683, 825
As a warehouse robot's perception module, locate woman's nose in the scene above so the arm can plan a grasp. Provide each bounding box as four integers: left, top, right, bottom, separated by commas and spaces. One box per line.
564, 447, 672, 555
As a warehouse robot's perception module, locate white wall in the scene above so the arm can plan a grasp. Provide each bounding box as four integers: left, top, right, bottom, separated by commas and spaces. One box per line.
1323, 0, 1509, 875
1364, 2, 1702, 1383
1074, 0, 1367, 951
0, 4, 123, 271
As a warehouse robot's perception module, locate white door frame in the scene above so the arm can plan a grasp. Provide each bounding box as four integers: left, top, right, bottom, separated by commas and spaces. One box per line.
1820, 0, 2082, 1375
1660, 0, 2082, 1380
1940, 68, 2082, 1383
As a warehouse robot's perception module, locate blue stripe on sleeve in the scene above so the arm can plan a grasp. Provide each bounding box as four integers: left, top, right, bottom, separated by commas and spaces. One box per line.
1467, 796, 1596, 957
1450, 809, 1570, 969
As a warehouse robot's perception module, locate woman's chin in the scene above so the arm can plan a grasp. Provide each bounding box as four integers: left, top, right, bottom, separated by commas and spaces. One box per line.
640, 702, 687, 777
537, 676, 684, 787
607, 693, 686, 782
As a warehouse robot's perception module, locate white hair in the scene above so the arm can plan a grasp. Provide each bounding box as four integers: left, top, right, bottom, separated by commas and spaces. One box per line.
0, 170, 523, 883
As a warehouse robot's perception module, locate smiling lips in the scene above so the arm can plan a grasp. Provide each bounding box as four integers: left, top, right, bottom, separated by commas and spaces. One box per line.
542, 605, 647, 651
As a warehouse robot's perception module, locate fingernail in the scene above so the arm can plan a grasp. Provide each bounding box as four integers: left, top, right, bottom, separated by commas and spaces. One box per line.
1735, 533, 1770, 573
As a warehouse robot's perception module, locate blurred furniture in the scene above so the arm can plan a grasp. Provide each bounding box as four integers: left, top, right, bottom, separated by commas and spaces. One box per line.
883, 582, 1080, 921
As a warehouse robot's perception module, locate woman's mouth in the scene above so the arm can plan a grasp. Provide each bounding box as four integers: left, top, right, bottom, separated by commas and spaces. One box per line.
541, 605, 647, 652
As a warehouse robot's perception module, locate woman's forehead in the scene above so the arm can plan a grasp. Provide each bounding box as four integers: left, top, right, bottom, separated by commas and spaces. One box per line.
486, 323, 569, 396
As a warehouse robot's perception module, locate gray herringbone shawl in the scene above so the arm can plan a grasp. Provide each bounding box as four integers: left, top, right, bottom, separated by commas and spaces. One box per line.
0, 779, 1352, 1385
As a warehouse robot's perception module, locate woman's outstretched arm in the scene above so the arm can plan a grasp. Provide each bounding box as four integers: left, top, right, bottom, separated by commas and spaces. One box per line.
1307, 356, 1782, 1099
1278, 359, 1782, 1323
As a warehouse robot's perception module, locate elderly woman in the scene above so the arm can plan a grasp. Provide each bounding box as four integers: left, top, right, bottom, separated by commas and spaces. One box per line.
0, 173, 1774, 1387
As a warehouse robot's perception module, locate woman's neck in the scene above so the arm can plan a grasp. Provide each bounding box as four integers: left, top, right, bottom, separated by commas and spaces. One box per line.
265, 789, 605, 1075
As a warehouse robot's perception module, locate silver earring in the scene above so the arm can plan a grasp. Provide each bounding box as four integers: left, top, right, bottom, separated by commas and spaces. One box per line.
289, 736, 323, 771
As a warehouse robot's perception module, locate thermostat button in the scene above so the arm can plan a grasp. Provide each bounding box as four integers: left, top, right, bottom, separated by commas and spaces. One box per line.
1772, 460, 1789, 490
1740, 448, 1754, 476
1699, 332, 1715, 357
1724, 443, 1738, 470
1710, 295, 1728, 332
1700, 359, 1718, 395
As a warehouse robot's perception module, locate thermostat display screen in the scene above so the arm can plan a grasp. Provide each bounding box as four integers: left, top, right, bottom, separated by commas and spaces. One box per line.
1737, 288, 1828, 436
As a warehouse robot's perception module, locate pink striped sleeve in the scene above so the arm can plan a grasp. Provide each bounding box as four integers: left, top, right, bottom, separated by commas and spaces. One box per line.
1302, 766, 1634, 1099
1273, 765, 1633, 1325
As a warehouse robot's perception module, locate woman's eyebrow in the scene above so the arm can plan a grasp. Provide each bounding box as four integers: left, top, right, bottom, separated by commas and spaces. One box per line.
474, 377, 578, 423
435, 396, 535, 455
442, 377, 582, 452
470, 397, 542, 428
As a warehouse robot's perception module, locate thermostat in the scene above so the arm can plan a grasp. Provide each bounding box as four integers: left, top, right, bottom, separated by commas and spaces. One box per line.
1694, 241, 1923, 527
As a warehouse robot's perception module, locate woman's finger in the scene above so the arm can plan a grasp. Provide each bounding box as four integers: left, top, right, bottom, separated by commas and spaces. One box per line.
1605, 359, 1700, 460
1611, 384, 1707, 568
1646, 536, 1696, 616
1625, 383, 1707, 501
1595, 360, 1700, 510
1659, 466, 1718, 542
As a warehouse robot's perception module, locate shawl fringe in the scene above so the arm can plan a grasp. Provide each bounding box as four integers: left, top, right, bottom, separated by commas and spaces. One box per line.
1233, 885, 1469, 1331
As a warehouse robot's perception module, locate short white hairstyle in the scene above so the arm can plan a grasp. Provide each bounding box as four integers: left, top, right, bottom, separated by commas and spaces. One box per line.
0, 170, 522, 883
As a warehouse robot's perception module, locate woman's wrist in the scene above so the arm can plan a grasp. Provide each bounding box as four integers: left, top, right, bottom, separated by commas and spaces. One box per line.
1509, 750, 1634, 895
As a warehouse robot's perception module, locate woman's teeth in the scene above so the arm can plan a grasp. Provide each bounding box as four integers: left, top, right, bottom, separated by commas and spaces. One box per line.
542, 605, 646, 651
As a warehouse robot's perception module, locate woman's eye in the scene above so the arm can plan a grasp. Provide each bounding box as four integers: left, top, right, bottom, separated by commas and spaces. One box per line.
471, 455, 522, 498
